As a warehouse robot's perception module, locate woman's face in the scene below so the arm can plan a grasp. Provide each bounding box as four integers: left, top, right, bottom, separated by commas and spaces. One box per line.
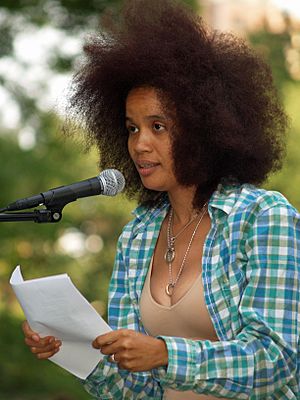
126, 86, 179, 193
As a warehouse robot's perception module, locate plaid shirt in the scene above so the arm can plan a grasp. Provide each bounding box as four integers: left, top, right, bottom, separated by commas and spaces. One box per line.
84, 183, 300, 399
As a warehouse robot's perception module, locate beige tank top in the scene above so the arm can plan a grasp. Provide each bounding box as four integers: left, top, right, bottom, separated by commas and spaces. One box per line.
140, 258, 224, 400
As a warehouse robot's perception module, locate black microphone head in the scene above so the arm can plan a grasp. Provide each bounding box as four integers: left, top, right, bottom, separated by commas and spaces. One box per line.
98, 169, 125, 196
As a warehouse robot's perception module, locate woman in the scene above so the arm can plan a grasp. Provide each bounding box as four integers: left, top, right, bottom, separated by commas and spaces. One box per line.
22, 0, 300, 398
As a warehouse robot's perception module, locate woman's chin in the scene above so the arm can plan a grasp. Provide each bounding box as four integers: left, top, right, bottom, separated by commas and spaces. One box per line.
140, 179, 167, 192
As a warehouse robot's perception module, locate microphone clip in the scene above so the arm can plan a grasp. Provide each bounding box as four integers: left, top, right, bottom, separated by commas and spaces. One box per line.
0, 205, 65, 223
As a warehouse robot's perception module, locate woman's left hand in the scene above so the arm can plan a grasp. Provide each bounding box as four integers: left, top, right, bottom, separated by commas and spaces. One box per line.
93, 329, 168, 372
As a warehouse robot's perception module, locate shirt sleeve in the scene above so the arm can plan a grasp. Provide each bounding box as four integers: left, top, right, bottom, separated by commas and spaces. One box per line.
83, 231, 163, 400
153, 204, 300, 399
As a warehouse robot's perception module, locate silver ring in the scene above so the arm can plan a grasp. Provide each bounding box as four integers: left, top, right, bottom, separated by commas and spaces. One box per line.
111, 353, 116, 363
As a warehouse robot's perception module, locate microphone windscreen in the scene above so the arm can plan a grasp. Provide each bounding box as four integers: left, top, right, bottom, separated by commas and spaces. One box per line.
99, 169, 125, 196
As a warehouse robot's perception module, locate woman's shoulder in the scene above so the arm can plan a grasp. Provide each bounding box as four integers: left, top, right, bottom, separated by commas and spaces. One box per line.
210, 181, 299, 220
118, 194, 170, 245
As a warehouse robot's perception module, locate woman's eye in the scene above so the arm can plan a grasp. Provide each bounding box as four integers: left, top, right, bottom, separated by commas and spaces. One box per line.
153, 122, 165, 131
127, 125, 138, 134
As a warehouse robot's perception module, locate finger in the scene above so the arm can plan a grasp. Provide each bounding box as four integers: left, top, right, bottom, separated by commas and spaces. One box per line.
93, 337, 115, 349
93, 329, 131, 348
25, 335, 57, 348
92, 333, 117, 348
94, 332, 138, 355
30, 339, 61, 353
36, 347, 60, 360
93, 333, 127, 353
99, 343, 121, 356
32, 345, 61, 360
31, 344, 60, 356
22, 321, 40, 342
26, 338, 61, 351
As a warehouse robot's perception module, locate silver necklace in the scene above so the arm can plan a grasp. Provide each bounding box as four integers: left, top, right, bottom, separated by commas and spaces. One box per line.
164, 209, 199, 264
165, 204, 207, 297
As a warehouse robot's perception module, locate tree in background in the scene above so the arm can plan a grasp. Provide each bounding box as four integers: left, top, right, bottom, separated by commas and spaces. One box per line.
249, 16, 300, 208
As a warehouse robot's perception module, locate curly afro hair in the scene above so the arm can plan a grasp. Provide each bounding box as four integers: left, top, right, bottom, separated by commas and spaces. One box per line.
68, 0, 288, 208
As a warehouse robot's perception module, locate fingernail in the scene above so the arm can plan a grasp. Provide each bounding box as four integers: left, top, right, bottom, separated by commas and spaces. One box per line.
49, 337, 54, 343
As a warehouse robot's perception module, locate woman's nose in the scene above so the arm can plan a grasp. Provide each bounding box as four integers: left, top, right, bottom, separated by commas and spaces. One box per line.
132, 130, 152, 153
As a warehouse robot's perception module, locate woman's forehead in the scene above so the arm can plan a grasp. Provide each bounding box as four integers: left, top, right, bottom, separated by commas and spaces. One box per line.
125, 86, 176, 119
126, 87, 165, 113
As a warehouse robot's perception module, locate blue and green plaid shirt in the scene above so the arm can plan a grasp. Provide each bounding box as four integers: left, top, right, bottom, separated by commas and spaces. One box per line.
84, 183, 300, 399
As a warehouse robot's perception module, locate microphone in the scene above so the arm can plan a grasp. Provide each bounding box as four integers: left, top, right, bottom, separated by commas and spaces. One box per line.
1, 169, 125, 212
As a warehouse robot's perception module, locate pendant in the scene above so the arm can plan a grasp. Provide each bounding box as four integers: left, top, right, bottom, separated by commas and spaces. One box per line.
164, 247, 175, 263
165, 283, 174, 296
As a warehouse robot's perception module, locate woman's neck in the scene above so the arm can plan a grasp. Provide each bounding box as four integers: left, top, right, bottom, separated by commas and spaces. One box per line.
167, 186, 197, 226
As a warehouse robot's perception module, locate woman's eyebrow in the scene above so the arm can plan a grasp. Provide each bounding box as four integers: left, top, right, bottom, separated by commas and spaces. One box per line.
145, 115, 167, 121
125, 114, 168, 122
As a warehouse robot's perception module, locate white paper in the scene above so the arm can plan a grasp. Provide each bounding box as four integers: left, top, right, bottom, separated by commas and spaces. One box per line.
10, 265, 111, 379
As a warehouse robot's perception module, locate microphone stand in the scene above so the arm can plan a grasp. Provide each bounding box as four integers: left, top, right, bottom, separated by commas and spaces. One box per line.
0, 206, 65, 223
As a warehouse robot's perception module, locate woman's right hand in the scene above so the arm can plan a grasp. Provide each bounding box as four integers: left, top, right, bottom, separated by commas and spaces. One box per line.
22, 320, 62, 359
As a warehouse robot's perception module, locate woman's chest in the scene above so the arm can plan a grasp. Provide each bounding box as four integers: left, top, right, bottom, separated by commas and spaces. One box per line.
150, 215, 211, 306
127, 215, 247, 339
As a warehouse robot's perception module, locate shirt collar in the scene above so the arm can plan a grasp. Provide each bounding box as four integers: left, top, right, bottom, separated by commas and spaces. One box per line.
131, 193, 169, 234
208, 182, 240, 216
132, 182, 241, 229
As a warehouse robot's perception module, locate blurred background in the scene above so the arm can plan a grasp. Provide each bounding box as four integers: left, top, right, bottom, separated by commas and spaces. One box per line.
0, 0, 299, 399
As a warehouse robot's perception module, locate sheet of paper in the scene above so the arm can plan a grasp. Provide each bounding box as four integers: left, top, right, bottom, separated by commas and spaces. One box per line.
10, 265, 111, 379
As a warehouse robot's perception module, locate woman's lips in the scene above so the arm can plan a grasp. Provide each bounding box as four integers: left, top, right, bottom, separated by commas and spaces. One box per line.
136, 161, 160, 177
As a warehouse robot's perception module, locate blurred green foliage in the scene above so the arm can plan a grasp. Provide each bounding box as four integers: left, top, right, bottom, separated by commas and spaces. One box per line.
250, 29, 292, 91
0, 0, 299, 399
248, 24, 300, 209
0, 312, 89, 400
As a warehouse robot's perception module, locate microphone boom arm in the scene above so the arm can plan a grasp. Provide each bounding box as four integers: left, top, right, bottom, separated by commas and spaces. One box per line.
0, 206, 64, 223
